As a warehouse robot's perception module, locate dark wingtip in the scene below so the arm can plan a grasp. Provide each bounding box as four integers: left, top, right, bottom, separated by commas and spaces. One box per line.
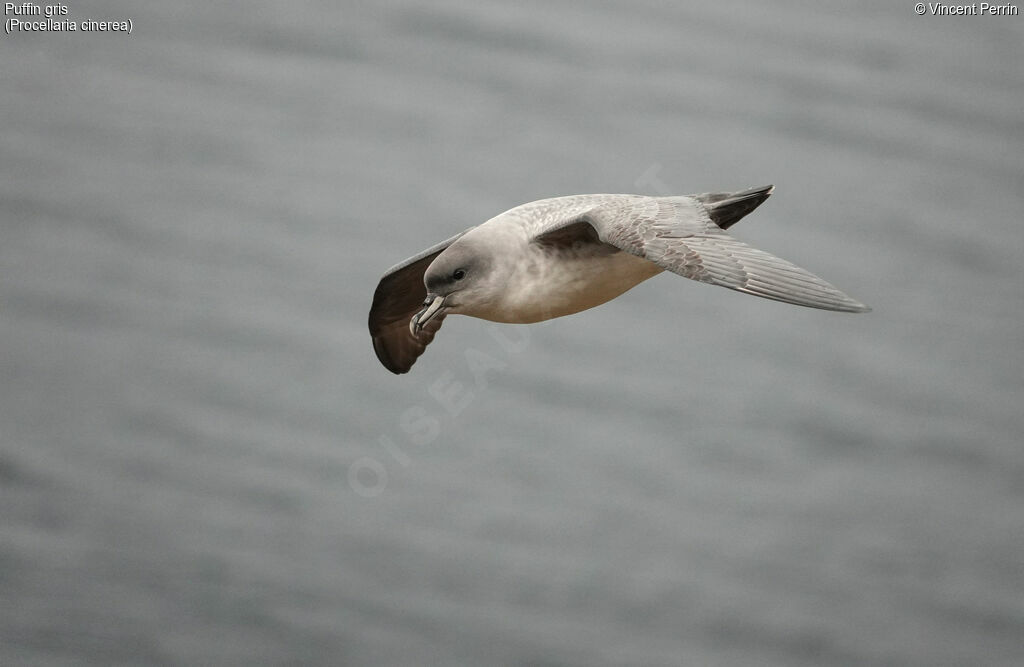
701, 185, 775, 230
372, 336, 411, 374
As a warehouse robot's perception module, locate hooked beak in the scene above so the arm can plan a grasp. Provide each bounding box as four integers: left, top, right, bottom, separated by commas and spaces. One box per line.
410, 294, 447, 335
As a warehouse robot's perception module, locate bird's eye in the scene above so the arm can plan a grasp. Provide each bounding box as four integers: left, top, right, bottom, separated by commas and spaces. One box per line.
452, 268, 466, 281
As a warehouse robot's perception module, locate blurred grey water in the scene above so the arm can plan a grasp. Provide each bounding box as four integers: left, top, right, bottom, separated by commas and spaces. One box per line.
2, 1, 1023, 665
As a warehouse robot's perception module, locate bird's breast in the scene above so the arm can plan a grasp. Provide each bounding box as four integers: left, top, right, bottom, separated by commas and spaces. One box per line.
479, 244, 663, 323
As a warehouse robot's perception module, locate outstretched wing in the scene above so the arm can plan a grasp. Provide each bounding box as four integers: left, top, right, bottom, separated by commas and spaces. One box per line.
368, 228, 471, 374
533, 188, 870, 313
632, 231, 870, 312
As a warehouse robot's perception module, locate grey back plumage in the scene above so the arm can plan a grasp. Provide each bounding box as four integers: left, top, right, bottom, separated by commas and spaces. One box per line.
531, 188, 870, 313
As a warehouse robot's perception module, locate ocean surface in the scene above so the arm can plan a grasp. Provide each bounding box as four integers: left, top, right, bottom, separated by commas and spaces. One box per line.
2, 1, 1023, 665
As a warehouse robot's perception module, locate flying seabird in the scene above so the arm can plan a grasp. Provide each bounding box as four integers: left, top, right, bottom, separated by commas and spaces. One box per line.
369, 186, 869, 373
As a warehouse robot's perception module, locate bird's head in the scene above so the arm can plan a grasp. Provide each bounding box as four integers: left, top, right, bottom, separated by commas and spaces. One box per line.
410, 238, 497, 334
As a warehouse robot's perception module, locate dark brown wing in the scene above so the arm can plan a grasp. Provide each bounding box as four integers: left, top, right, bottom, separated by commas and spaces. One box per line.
370, 313, 446, 374
368, 229, 470, 374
